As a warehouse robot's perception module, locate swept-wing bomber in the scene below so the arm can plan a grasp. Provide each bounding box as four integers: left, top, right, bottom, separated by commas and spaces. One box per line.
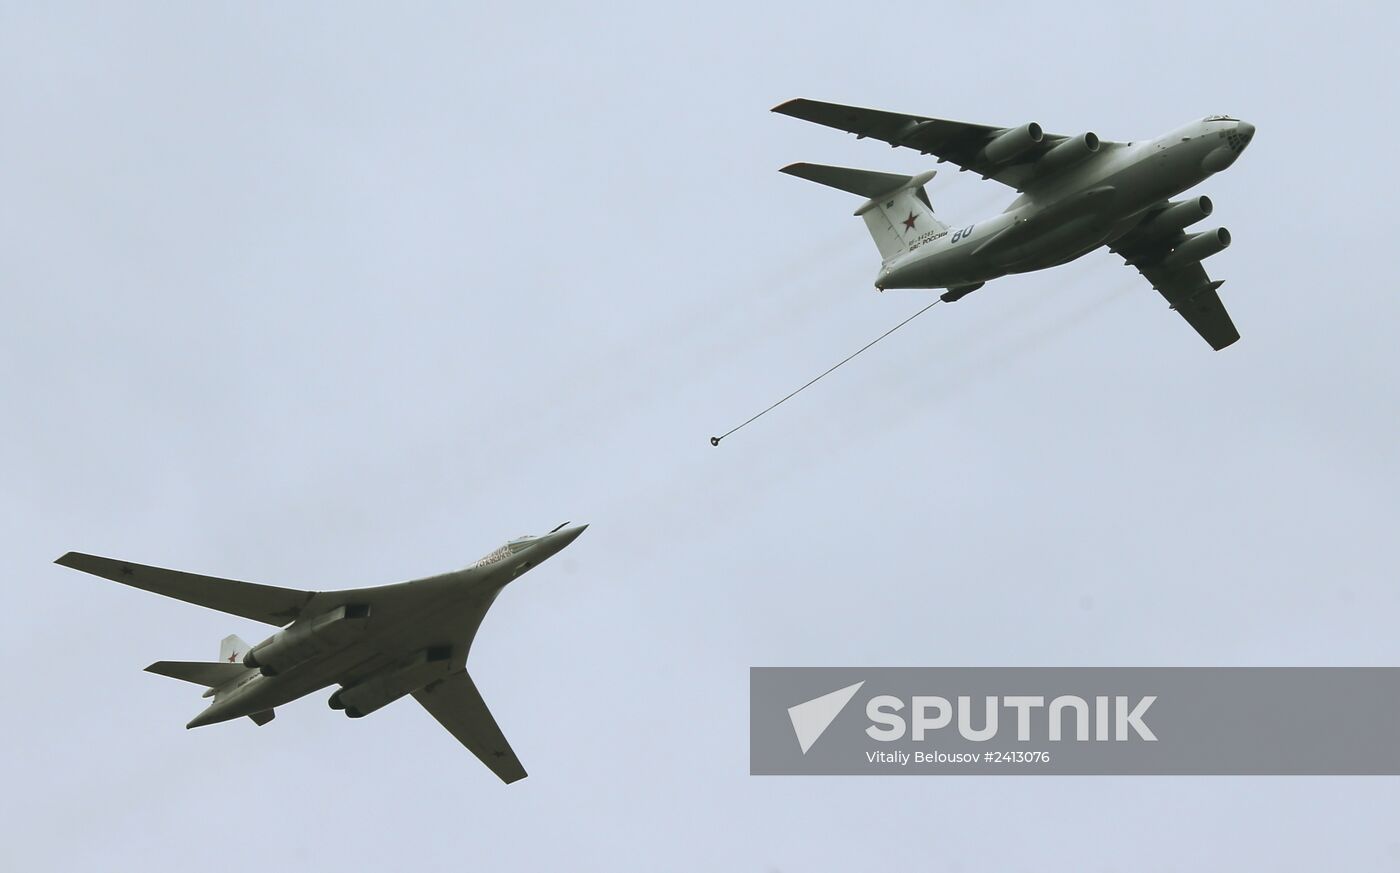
774, 99, 1256, 349
55, 523, 588, 784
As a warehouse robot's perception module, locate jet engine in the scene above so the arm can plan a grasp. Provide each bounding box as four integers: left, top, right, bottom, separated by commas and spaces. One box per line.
328, 646, 454, 718
1164, 227, 1231, 267
243, 603, 372, 676
1035, 132, 1100, 174
981, 123, 1044, 164
1140, 196, 1213, 237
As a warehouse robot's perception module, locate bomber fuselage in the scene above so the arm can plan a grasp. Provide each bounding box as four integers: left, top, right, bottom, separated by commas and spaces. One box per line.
187, 525, 586, 728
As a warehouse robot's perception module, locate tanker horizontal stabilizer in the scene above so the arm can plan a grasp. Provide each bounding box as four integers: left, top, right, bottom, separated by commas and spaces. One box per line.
781, 162, 947, 262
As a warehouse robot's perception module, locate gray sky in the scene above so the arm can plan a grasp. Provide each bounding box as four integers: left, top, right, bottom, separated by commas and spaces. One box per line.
4, 2, 1399, 870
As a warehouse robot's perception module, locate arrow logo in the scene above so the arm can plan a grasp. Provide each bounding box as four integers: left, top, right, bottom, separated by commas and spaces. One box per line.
787, 681, 864, 754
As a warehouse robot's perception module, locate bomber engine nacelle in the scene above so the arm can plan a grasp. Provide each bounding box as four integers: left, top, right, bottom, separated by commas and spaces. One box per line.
981, 123, 1043, 164
1164, 227, 1231, 268
243, 603, 372, 676
328, 646, 455, 718
1140, 196, 1213, 237
1035, 132, 1100, 175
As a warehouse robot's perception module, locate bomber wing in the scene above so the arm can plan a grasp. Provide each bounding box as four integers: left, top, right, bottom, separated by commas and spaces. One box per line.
55, 552, 313, 626
1110, 213, 1240, 351
413, 670, 528, 784
772, 98, 1120, 192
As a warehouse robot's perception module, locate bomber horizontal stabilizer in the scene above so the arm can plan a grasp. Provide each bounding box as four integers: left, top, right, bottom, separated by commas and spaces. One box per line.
146, 660, 250, 688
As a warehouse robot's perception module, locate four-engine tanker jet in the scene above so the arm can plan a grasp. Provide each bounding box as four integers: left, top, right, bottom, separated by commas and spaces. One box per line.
774, 99, 1256, 349
55, 523, 588, 784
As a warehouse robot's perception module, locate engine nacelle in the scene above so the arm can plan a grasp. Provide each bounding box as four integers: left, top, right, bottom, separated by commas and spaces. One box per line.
329, 645, 454, 719
1034, 132, 1100, 175
1140, 196, 1213, 237
981, 123, 1044, 164
243, 603, 371, 677
1164, 227, 1231, 268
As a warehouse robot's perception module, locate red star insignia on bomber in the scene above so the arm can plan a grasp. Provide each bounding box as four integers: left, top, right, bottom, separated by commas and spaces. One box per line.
902, 211, 918, 231
227, 651, 238, 662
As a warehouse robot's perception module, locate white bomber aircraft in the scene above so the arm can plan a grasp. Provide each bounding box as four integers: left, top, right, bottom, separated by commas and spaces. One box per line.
774, 99, 1256, 349
55, 523, 588, 784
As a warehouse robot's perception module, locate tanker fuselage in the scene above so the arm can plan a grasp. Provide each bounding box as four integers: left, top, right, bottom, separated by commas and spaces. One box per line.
874, 117, 1254, 291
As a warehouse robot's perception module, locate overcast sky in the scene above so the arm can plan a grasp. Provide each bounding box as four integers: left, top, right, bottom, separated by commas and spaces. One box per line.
4, 2, 1399, 870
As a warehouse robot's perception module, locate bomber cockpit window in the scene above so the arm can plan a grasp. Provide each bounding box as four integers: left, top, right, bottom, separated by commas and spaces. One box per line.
1203, 114, 1238, 122
472, 536, 537, 567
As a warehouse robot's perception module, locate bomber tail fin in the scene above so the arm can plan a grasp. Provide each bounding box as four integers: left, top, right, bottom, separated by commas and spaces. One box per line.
780, 163, 948, 263
219, 634, 251, 665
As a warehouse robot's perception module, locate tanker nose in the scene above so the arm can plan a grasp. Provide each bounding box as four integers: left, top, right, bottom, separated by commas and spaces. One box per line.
1204, 121, 1256, 172
1235, 121, 1255, 148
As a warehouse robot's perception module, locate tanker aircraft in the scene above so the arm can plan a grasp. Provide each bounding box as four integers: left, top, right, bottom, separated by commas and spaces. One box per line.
55, 523, 588, 784
774, 98, 1255, 349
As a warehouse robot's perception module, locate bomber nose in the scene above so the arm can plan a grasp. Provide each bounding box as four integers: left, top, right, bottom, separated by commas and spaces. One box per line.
553, 523, 588, 547
1235, 121, 1255, 147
